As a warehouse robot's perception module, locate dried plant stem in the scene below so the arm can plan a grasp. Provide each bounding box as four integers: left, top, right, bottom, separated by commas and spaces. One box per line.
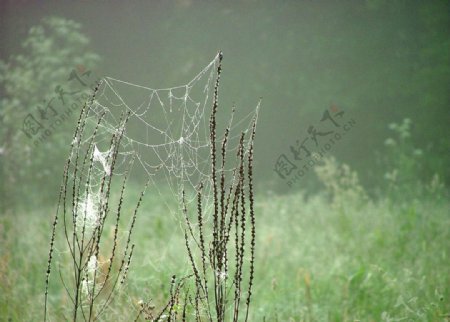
179, 51, 259, 322
45, 81, 146, 322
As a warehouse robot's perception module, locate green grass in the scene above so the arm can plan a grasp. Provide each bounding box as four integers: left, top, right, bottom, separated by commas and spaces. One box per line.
1, 187, 449, 321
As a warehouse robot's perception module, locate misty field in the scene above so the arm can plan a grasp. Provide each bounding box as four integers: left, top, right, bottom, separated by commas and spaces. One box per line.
1, 1, 449, 321
1, 184, 448, 321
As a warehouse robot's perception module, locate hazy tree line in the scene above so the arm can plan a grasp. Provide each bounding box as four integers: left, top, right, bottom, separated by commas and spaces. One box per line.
1, 1, 448, 211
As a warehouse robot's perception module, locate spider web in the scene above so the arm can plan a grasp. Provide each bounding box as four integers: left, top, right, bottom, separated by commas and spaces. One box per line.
77, 52, 260, 219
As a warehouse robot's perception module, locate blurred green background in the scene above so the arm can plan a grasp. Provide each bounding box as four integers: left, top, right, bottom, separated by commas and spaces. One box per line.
0, 0, 449, 321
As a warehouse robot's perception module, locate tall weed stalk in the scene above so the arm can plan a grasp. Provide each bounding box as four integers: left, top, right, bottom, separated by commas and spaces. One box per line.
44, 82, 147, 321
